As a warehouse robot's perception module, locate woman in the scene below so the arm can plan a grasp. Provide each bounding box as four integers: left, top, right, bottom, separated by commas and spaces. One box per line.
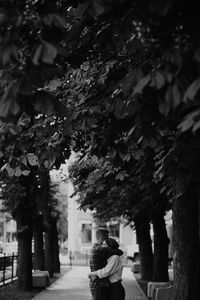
88, 237, 125, 300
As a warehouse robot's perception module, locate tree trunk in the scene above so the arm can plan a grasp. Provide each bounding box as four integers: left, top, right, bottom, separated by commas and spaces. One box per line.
15, 207, 33, 291
52, 217, 60, 274
134, 216, 153, 280
13, 174, 37, 291
39, 169, 55, 277
33, 214, 44, 270
173, 180, 200, 300
17, 231, 32, 290
152, 212, 169, 282
44, 220, 55, 277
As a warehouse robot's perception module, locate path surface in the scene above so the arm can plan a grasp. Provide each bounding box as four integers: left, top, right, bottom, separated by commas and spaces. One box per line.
32, 266, 147, 300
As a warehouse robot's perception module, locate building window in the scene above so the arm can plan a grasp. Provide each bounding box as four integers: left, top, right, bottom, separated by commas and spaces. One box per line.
81, 224, 92, 243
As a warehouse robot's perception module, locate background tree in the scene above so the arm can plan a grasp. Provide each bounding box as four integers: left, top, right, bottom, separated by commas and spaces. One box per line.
69, 147, 169, 282
50, 170, 68, 245
63, 2, 200, 298
1, 174, 37, 290
1, 0, 200, 298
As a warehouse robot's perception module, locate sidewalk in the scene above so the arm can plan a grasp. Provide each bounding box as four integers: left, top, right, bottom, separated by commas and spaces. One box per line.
32, 266, 147, 300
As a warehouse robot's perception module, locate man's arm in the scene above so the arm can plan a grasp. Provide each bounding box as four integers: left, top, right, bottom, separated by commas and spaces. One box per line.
89, 244, 111, 272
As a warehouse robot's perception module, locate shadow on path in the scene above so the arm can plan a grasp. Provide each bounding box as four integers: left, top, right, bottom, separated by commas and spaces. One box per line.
32, 266, 147, 300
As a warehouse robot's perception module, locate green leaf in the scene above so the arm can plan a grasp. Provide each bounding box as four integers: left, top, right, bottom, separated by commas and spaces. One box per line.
159, 99, 170, 116
172, 83, 182, 108
0, 10, 7, 24
170, 49, 183, 66
42, 42, 57, 64
114, 98, 124, 119
115, 172, 125, 181
193, 48, 200, 62
0, 80, 20, 117
26, 153, 38, 166
15, 167, 22, 177
32, 44, 43, 65
177, 111, 200, 132
0, 47, 10, 66
44, 160, 50, 168
0, 44, 18, 66
21, 156, 27, 166
74, 2, 89, 18
5, 164, 15, 177
122, 71, 136, 95
86, 117, 98, 128
43, 14, 66, 27
150, 71, 166, 89
22, 169, 31, 176
165, 85, 173, 107
158, 85, 173, 116
32, 42, 57, 65
149, 0, 173, 16
183, 78, 200, 102
91, 0, 105, 17
133, 74, 151, 95
1, 163, 7, 171
148, 138, 157, 148
115, 171, 129, 181
192, 119, 200, 132
0, 96, 12, 117
10, 99, 20, 115
123, 154, 131, 162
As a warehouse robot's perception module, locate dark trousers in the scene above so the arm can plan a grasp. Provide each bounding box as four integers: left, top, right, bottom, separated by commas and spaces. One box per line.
109, 281, 125, 300
91, 286, 110, 300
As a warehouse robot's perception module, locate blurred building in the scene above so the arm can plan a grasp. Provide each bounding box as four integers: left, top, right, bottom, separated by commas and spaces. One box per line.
66, 153, 139, 257
0, 200, 17, 254
0, 203, 16, 242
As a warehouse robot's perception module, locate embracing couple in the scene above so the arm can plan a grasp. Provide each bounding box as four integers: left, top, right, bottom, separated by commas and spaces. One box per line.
88, 227, 125, 300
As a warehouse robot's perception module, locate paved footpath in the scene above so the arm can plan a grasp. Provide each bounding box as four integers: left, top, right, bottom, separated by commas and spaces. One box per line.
32, 266, 147, 300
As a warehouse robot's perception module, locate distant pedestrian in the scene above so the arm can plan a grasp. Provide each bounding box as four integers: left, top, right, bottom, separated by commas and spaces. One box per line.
88, 228, 123, 300
88, 237, 125, 300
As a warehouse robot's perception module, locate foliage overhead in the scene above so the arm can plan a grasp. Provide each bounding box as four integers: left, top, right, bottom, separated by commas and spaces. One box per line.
1, 0, 200, 206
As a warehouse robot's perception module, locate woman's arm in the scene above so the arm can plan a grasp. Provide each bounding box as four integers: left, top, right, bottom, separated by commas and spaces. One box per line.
88, 256, 120, 279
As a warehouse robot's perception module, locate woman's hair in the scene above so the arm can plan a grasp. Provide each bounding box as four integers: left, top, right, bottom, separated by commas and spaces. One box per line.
105, 238, 119, 250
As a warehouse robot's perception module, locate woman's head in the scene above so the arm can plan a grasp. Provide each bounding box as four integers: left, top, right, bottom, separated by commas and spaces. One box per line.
104, 238, 119, 250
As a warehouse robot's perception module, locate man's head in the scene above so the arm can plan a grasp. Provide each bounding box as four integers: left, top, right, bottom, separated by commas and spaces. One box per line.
95, 227, 109, 244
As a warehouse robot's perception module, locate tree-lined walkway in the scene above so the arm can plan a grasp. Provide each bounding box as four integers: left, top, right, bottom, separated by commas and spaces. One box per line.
32, 266, 147, 300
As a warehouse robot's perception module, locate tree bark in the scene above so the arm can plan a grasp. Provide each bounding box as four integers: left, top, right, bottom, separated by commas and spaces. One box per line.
152, 212, 169, 282
33, 214, 44, 270
173, 180, 200, 300
17, 230, 32, 290
134, 216, 153, 280
39, 169, 55, 277
52, 217, 60, 274
15, 205, 33, 291
44, 218, 55, 277
13, 174, 37, 291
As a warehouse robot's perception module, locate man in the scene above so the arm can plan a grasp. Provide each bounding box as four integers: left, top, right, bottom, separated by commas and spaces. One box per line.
89, 227, 123, 300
